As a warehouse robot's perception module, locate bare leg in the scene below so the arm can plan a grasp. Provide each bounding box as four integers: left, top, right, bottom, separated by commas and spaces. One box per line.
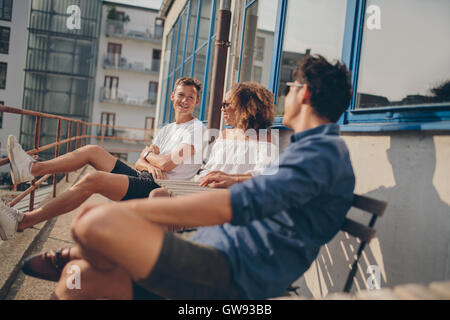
31, 145, 118, 177
18, 171, 129, 230
54, 259, 133, 300
72, 204, 165, 284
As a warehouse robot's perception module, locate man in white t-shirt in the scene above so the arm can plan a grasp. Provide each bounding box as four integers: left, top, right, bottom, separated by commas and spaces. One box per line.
0, 77, 206, 240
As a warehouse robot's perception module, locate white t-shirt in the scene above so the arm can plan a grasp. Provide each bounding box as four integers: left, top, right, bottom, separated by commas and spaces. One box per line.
197, 137, 279, 178
153, 118, 206, 180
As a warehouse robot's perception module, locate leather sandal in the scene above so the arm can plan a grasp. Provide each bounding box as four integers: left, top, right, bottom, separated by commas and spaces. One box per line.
22, 247, 72, 282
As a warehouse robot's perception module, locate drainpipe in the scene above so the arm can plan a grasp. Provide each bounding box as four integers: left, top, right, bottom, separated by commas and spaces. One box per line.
207, 0, 232, 130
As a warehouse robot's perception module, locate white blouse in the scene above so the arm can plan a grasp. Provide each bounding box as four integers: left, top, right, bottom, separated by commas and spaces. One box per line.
198, 138, 279, 178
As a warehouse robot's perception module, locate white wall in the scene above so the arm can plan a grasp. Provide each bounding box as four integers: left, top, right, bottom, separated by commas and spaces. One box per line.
289, 131, 450, 297
0, 0, 30, 168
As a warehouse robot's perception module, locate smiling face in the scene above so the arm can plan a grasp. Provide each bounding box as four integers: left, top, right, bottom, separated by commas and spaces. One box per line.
171, 84, 200, 122
221, 91, 237, 127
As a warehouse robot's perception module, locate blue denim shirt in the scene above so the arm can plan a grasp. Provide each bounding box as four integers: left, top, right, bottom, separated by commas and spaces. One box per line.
191, 124, 355, 299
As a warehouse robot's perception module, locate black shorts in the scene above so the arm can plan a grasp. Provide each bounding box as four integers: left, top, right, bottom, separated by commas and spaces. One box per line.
111, 159, 160, 200
133, 232, 245, 300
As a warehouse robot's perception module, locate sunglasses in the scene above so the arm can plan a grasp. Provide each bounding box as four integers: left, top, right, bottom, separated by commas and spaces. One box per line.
221, 101, 231, 109
284, 82, 305, 96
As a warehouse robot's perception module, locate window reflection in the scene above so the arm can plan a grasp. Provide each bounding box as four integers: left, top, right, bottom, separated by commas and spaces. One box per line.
356, 0, 450, 109
239, 0, 278, 88
275, 0, 347, 116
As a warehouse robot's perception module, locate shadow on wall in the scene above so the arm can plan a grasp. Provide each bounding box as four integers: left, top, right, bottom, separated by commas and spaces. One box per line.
294, 133, 450, 298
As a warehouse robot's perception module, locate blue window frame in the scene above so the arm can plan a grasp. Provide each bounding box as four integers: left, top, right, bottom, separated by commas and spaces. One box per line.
238, 0, 450, 131
160, 0, 218, 127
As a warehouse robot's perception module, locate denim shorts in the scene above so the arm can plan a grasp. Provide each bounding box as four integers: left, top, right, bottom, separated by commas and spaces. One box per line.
133, 232, 244, 300
110, 160, 160, 200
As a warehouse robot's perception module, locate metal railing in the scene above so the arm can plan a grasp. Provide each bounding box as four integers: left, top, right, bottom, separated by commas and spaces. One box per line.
102, 54, 161, 74
0, 105, 153, 212
99, 87, 156, 107
105, 20, 163, 42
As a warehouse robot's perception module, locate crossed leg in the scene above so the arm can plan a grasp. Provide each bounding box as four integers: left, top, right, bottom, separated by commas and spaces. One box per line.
54, 205, 165, 300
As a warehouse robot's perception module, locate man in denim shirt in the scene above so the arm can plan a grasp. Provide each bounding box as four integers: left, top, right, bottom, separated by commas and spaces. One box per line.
42, 55, 355, 300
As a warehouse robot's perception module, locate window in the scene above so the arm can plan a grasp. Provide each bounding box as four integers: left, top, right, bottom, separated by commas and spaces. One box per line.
355, 0, 450, 110
273, 0, 347, 117
239, 0, 278, 89
100, 112, 115, 137
255, 36, 265, 61
152, 49, 161, 72
155, 17, 164, 39
106, 43, 122, 67
0, 62, 6, 89
340, 0, 450, 130
253, 66, 262, 83
148, 81, 158, 104
0, 101, 3, 129
103, 76, 119, 100
145, 116, 155, 142
0, 26, 10, 54
160, 0, 218, 125
0, 0, 12, 21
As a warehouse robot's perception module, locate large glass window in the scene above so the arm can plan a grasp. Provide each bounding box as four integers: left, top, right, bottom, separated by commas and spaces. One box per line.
0, 26, 10, 54
355, 0, 450, 109
0, 0, 12, 21
239, 0, 278, 89
274, 0, 347, 116
160, 0, 218, 125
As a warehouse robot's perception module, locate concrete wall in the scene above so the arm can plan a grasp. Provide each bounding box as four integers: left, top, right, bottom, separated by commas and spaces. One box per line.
289, 131, 450, 297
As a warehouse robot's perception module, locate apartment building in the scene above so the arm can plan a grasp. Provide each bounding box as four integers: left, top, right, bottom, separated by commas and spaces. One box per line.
91, 1, 164, 162
0, 0, 30, 172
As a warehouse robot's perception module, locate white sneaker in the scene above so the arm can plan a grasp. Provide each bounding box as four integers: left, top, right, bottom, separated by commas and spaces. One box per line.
0, 201, 22, 241
7, 135, 35, 185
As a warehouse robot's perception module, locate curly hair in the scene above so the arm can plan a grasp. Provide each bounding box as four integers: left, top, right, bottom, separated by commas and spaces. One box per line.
228, 82, 275, 131
293, 54, 352, 122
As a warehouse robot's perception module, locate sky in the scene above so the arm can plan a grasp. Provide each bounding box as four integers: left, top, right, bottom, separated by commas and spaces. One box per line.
105, 0, 163, 10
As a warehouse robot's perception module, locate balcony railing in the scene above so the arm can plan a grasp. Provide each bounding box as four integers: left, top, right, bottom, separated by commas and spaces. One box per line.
97, 127, 154, 145
105, 20, 163, 42
0, 105, 152, 212
99, 87, 156, 107
103, 54, 161, 74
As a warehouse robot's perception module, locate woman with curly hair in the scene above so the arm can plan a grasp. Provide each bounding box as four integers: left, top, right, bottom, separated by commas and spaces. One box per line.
197, 82, 279, 188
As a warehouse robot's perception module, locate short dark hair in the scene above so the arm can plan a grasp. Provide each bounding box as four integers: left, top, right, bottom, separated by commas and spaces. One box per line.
293, 54, 352, 122
174, 77, 202, 98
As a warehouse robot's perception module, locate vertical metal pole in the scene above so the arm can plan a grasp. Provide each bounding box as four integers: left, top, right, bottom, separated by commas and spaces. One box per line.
53, 119, 61, 198
66, 121, 73, 182
29, 116, 41, 212
100, 124, 105, 147
207, 0, 232, 129
75, 122, 81, 149
81, 123, 86, 147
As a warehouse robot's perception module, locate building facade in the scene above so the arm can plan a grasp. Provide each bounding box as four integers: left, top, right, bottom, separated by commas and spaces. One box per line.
91, 1, 163, 162
157, 0, 450, 297
20, 0, 103, 159
0, 0, 30, 172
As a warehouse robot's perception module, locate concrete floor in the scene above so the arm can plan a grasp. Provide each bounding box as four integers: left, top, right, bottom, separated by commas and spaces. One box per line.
0, 166, 110, 300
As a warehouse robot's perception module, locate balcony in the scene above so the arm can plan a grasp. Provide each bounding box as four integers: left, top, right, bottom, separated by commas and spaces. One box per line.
103, 54, 160, 74
99, 87, 156, 108
105, 20, 163, 43
97, 127, 154, 145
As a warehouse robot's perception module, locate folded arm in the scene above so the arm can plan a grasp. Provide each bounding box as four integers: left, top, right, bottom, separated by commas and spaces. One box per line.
145, 143, 195, 172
